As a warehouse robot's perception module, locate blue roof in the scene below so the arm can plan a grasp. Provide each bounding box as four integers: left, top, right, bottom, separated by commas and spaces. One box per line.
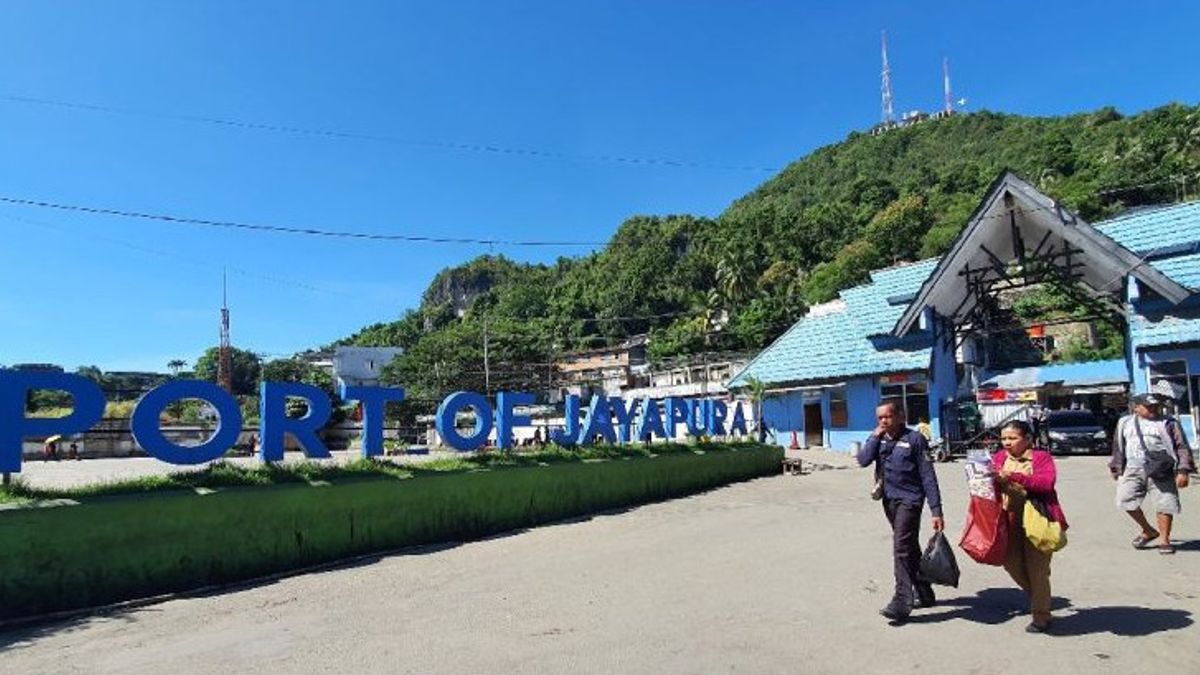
730, 201, 1200, 387
1129, 295, 1200, 350
980, 359, 1129, 390
1097, 201, 1200, 291
1150, 253, 1200, 291
1097, 201, 1200, 348
728, 259, 938, 388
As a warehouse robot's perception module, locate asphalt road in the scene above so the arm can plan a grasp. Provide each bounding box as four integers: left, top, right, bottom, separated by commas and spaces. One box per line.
2, 453, 1197, 674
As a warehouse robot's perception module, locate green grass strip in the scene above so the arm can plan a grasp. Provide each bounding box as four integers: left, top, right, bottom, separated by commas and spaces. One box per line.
0, 441, 767, 505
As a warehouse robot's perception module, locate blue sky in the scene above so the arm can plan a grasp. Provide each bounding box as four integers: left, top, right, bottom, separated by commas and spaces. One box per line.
1, 1, 1198, 373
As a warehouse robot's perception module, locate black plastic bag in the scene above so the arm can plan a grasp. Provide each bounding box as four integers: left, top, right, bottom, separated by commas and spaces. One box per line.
918, 531, 960, 588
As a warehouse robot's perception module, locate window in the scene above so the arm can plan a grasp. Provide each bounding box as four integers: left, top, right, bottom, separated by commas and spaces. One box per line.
829, 388, 848, 428
881, 380, 930, 426
1149, 361, 1192, 415
1192, 376, 1200, 415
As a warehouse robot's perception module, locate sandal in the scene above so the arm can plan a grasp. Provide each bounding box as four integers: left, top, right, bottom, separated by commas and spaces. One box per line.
1132, 531, 1160, 549
1159, 544, 1176, 555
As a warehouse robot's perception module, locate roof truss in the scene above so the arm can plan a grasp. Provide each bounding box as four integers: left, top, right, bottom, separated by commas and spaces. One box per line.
894, 172, 1191, 337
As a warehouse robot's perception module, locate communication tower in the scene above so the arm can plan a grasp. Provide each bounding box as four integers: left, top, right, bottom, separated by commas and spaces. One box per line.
943, 58, 953, 114
881, 31, 895, 125
218, 270, 233, 393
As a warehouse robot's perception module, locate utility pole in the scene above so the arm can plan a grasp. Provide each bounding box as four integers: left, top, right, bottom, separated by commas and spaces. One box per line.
483, 318, 491, 395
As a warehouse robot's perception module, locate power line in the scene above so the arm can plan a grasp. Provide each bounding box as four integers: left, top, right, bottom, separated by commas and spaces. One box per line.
0, 193, 607, 248
0, 93, 781, 174
0, 210, 370, 302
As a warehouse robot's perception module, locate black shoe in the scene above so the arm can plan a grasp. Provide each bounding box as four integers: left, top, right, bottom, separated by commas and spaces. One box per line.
880, 600, 911, 623
915, 585, 936, 608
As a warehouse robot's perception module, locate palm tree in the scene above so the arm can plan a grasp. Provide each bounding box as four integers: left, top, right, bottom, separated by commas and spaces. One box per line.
167, 359, 187, 377
745, 376, 767, 443
715, 248, 756, 308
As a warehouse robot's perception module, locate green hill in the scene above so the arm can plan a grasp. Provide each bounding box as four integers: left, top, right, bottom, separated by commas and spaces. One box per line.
337, 103, 1200, 403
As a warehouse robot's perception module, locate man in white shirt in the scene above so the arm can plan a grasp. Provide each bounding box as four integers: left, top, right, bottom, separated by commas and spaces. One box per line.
1110, 393, 1194, 555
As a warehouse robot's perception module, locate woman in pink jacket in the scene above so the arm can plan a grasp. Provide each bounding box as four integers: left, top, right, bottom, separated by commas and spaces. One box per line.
993, 420, 1068, 633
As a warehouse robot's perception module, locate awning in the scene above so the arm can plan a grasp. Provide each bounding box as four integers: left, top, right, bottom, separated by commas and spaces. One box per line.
979, 359, 1130, 391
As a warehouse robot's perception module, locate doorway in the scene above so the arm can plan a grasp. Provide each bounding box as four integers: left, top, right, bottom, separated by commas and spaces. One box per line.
804, 402, 824, 448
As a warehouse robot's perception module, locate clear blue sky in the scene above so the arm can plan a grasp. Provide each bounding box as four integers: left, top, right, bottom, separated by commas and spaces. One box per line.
1, 1, 1198, 373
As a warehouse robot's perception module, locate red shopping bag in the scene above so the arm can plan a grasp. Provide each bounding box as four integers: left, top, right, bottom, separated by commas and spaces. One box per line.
959, 495, 1008, 566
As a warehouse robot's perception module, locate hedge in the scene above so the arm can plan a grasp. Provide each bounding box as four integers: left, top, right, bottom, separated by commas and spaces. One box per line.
0, 443, 781, 620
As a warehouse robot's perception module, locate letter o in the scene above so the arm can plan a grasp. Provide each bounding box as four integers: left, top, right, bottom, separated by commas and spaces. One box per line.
436, 391, 494, 452
131, 380, 243, 465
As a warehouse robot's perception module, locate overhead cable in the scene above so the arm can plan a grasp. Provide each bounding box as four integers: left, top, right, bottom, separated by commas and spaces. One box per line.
0, 93, 780, 173
0, 193, 607, 247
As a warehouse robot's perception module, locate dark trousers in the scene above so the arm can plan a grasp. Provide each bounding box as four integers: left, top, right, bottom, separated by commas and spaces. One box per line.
882, 498, 930, 606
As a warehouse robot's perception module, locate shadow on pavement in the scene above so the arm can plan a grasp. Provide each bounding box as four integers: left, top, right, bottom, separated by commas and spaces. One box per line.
905, 588, 1193, 636
1171, 539, 1200, 552
1050, 606, 1194, 637
906, 588, 1071, 625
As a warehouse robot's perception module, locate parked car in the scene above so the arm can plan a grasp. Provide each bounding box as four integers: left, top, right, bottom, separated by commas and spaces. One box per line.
1045, 410, 1109, 455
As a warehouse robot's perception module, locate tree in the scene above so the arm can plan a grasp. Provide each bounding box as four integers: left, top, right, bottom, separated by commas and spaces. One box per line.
319, 104, 1200, 366
745, 376, 767, 443
75, 365, 107, 386
193, 347, 263, 396
715, 246, 757, 309
167, 359, 187, 376
863, 194, 931, 263
262, 358, 335, 397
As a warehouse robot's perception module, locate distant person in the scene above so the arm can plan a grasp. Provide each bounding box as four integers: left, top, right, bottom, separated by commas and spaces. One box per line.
857, 401, 944, 624
755, 416, 770, 444
68, 441, 80, 461
249, 434, 258, 457
43, 439, 59, 461
917, 418, 932, 441
1110, 393, 1193, 555
993, 420, 1067, 633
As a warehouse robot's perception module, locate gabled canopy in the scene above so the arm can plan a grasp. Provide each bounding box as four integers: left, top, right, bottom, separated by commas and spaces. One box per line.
892, 172, 1191, 337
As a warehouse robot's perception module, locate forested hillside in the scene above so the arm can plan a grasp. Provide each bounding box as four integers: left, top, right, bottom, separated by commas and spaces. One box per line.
337, 103, 1200, 404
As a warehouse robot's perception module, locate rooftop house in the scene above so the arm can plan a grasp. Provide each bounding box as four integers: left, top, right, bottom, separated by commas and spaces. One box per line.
730, 172, 1200, 451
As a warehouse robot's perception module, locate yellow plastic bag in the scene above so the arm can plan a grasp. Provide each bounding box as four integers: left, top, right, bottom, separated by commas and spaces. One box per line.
1023, 500, 1067, 553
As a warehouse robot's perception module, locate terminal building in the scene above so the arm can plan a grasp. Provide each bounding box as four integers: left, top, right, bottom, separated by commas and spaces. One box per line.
728, 172, 1200, 452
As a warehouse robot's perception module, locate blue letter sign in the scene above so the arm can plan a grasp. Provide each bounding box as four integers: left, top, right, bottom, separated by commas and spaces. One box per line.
0, 371, 105, 473
0, 368, 747, 472
436, 391, 494, 452
131, 380, 242, 465
342, 384, 406, 459
260, 382, 333, 461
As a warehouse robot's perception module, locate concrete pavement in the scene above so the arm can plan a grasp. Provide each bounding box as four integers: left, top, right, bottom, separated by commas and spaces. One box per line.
2, 455, 1197, 674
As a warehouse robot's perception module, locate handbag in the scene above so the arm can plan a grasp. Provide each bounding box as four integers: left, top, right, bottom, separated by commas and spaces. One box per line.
1134, 417, 1177, 480
959, 494, 1008, 566
918, 531, 961, 587
1022, 498, 1067, 553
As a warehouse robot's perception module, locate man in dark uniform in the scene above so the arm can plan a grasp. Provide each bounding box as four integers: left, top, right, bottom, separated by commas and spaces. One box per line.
857, 401, 945, 623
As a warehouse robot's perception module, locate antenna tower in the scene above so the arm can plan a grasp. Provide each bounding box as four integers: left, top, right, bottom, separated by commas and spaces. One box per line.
880, 31, 895, 125
943, 57, 953, 114
218, 269, 233, 393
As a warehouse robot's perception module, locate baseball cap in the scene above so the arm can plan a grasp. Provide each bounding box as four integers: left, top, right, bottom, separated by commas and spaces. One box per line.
1131, 392, 1165, 407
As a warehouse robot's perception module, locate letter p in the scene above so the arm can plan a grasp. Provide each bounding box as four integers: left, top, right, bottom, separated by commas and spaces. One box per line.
0, 371, 105, 473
